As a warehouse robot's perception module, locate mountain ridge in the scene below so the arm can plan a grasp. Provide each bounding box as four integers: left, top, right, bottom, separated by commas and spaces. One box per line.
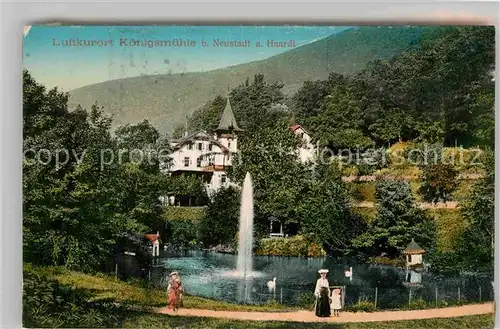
68, 26, 446, 135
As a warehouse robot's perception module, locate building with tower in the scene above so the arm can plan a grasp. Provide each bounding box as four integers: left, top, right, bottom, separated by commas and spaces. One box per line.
162, 97, 242, 205
162, 97, 316, 206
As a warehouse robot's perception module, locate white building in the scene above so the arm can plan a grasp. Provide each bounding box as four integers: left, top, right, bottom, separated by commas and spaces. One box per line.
163, 97, 316, 205
163, 98, 242, 204
289, 124, 316, 163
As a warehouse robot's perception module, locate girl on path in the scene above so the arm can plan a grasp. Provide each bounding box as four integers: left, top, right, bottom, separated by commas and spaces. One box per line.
331, 288, 342, 317
167, 271, 184, 313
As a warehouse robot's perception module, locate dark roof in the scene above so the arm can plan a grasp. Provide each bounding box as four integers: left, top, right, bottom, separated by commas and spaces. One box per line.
172, 131, 229, 152
404, 239, 425, 254
216, 98, 242, 132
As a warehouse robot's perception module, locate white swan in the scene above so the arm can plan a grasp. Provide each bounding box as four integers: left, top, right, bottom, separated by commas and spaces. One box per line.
267, 277, 277, 291
344, 267, 353, 281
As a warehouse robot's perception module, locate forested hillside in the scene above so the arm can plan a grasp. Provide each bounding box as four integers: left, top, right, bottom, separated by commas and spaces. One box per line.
69, 26, 447, 135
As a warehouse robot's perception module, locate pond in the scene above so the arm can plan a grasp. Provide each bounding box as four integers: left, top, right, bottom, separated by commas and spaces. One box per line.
149, 250, 493, 309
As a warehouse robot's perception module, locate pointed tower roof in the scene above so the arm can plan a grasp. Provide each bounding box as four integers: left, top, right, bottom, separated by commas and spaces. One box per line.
404, 239, 425, 255
216, 97, 242, 132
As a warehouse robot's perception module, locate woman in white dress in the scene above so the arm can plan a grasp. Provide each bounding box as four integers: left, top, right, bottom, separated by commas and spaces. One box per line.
314, 269, 331, 317
331, 288, 342, 317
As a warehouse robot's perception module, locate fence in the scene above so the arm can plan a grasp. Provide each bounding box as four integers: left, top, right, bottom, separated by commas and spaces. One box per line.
147, 271, 494, 311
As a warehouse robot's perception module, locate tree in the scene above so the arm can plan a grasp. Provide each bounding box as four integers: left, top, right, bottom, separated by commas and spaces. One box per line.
456, 149, 494, 273
167, 174, 208, 206
290, 79, 329, 120
419, 163, 458, 203
199, 187, 240, 248
229, 74, 286, 131
229, 120, 310, 236
172, 96, 227, 138
23, 70, 170, 271
303, 74, 373, 151
353, 180, 436, 258
299, 164, 368, 255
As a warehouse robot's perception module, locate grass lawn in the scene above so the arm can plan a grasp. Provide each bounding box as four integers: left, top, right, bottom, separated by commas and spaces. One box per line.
120, 312, 494, 329
27, 264, 297, 312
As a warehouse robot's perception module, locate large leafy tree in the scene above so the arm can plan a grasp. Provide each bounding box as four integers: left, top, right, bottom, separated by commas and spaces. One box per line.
456, 149, 494, 273
305, 73, 373, 151
229, 119, 309, 236
172, 96, 227, 138
23, 70, 169, 271
299, 164, 368, 255
199, 187, 241, 248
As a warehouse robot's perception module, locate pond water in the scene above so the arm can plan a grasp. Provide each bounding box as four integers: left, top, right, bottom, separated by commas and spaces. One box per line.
149, 250, 493, 309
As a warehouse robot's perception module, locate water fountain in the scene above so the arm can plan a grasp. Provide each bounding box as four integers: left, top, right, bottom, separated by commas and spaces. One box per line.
236, 172, 254, 277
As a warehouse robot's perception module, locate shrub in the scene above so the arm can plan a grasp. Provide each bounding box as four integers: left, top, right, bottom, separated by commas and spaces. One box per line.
409, 298, 428, 310
369, 257, 406, 268
350, 182, 376, 202
255, 235, 326, 257
163, 206, 205, 221
164, 219, 200, 250
345, 300, 376, 312
298, 292, 316, 309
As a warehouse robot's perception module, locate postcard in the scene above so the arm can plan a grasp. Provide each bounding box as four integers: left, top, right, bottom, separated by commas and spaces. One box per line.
22, 24, 495, 328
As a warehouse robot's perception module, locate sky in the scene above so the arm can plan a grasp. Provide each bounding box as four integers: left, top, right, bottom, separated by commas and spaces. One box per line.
23, 25, 350, 91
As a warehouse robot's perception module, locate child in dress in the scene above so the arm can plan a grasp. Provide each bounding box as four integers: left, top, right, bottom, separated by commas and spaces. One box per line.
330, 288, 342, 317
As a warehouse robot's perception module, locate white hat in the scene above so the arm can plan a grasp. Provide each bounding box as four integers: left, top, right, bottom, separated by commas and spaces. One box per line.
169, 271, 178, 276
318, 269, 329, 274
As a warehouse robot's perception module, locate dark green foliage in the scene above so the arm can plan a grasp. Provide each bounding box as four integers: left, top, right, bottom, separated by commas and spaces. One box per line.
229, 119, 308, 236
353, 180, 436, 257
166, 174, 209, 206
456, 149, 494, 274
293, 26, 495, 150
299, 164, 368, 255
164, 219, 200, 251
23, 266, 126, 328
199, 187, 241, 248
23, 70, 169, 272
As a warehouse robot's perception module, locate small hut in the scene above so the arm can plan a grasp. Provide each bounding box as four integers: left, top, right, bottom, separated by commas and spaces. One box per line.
404, 239, 425, 268
145, 231, 161, 257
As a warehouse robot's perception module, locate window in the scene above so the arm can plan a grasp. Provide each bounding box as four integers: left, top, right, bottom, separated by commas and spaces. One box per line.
228, 141, 231, 149
208, 144, 213, 151
184, 157, 190, 167
208, 157, 214, 166
198, 142, 203, 151
197, 157, 202, 167
221, 174, 227, 184
187, 143, 193, 150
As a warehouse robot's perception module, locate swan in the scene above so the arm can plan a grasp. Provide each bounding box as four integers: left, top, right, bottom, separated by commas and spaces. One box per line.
267, 277, 277, 291
344, 267, 353, 281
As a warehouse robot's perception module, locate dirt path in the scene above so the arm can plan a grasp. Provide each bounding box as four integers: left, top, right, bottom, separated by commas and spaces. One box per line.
156, 302, 494, 323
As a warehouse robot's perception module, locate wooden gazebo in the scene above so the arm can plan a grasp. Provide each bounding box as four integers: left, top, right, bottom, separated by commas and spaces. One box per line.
403, 239, 425, 267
